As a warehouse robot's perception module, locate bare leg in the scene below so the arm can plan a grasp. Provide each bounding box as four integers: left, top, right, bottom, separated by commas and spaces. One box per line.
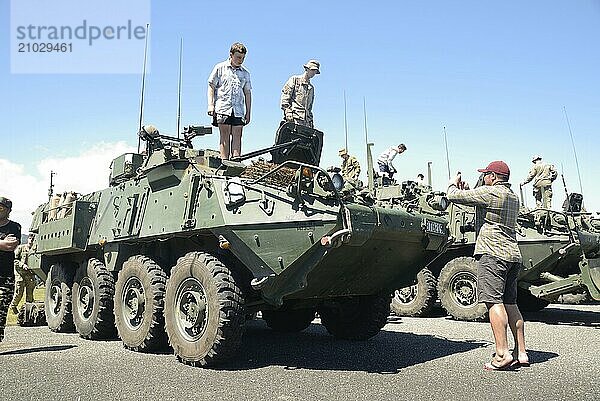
218, 124, 232, 160
486, 303, 513, 366
231, 125, 243, 158
506, 304, 528, 363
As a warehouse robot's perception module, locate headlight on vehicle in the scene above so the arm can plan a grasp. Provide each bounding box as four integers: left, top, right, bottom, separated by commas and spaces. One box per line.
427, 194, 449, 211
331, 173, 344, 192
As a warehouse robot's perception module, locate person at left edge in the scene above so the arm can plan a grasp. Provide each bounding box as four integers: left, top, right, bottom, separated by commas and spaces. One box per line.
0, 196, 21, 342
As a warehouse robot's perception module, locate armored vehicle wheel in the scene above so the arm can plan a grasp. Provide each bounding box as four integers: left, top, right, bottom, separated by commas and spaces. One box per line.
114, 255, 168, 352
45, 263, 75, 333
438, 256, 487, 321
517, 288, 550, 312
262, 308, 316, 332
391, 268, 437, 317
164, 252, 245, 367
17, 302, 46, 327
72, 258, 117, 339
318, 295, 390, 340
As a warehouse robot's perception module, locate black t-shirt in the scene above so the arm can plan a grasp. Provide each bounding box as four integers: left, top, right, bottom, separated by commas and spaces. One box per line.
0, 220, 21, 277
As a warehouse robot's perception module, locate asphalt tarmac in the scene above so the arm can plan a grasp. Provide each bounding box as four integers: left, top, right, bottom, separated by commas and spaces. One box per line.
1, 304, 598, 401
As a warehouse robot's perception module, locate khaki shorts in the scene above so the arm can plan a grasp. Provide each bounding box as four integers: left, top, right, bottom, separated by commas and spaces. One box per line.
476, 254, 521, 304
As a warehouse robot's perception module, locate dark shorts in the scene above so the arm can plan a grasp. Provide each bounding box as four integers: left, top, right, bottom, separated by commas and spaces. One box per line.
476, 254, 521, 304
213, 112, 245, 127
377, 162, 395, 175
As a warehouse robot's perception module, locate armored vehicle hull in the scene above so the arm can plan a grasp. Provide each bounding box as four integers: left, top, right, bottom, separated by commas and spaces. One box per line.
29, 123, 449, 366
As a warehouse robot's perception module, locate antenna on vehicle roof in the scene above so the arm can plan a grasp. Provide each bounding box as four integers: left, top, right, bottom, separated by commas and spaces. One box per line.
562, 106, 584, 197
137, 23, 150, 153
48, 170, 56, 201
443, 125, 451, 180
343, 90, 348, 151
364, 97, 374, 193
176, 37, 183, 140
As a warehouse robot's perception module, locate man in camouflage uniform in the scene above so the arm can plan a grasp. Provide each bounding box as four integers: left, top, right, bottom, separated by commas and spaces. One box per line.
280, 60, 320, 128
339, 148, 361, 181
521, 155, 557, 209
10, 233, 36, 314
0, 196, 21, 342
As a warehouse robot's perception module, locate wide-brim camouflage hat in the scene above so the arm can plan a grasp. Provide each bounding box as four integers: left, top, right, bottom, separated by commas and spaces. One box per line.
304, 60, 320, 74
0, 196, 12, 210
532, 155, 542, 162
338, 148, 348, 156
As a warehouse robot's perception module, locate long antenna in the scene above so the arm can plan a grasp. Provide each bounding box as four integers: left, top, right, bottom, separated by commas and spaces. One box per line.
363, 97, 374, 194
562, 106, 584, 196
176, 37, 183, 139
443, 125, 451, 180
343, 90, 348, 151
137, 23, 150, 153
363, 97, 368, 144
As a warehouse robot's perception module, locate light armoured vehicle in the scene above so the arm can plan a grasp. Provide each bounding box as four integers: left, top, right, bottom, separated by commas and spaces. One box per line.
27, 123, 449, 366
391, 183, 600, 321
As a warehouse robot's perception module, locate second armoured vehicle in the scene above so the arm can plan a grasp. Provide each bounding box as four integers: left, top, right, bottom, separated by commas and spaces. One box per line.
391, 184, 600, 321
28, 122, 449, 366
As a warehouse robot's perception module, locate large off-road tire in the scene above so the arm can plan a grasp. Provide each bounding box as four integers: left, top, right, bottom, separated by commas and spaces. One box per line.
391, 268, 437, 317
318, 295, 390, 340
262, 308, 316, 332
72, 258, 117, 339
164, 252, 245, 367
438, 256, 487, 321
114, 255, 168, 352
45, 263, 75, 332
517, 288, 550, 312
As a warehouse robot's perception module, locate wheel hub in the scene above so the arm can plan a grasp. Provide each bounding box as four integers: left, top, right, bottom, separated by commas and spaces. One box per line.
450, 272, 477, 307
122, 277, 146, 330
77, 277, 95, 321
395, 284, 418, 304
49, 281, 62, 316
175, 278, 208, 341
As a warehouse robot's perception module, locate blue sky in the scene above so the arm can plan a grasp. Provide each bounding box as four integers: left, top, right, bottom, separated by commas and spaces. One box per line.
1, 0, 599, 228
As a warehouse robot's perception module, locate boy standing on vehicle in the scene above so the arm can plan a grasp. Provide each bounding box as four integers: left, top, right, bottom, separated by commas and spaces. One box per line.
207, 42, 252, 160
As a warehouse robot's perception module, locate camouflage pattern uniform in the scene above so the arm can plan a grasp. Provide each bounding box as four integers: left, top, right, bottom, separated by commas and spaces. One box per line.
0, 276, 15, 340
11, 243, 36, 312
280, 75, 315, 128
522, 158, 557, 209
341, 155, 361, 181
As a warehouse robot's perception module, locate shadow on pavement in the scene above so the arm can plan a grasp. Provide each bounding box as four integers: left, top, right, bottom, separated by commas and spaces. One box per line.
216, 320, 486, 373
524, 307, 600, 328
527, 349, 559, 365
0, 344, 76, 356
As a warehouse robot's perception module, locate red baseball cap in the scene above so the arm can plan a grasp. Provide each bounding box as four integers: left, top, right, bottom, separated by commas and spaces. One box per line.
477, 160, 510, 178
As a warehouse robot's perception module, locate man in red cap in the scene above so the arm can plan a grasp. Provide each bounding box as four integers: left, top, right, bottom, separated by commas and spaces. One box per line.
447, 161, 528, 371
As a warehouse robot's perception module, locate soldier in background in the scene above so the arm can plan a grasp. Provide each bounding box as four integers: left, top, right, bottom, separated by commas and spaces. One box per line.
280, 60, 320, 128
521, 155, 557, 209
0, 196, 21, 342
10, 233, 36, 314
339, 148, 361, 181
416, 173, 425, 185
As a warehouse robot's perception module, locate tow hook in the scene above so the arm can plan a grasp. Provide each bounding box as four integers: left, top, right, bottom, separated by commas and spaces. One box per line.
320, 228, 351, 248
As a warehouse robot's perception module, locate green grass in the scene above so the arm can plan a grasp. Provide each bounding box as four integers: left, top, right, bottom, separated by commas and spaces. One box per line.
6, 286, 46, 326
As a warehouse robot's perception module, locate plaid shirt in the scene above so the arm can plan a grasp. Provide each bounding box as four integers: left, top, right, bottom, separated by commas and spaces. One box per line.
447, 182, 522, 263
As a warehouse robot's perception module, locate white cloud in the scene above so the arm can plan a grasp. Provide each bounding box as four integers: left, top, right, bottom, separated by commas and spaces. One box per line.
0, 141, 136, 231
